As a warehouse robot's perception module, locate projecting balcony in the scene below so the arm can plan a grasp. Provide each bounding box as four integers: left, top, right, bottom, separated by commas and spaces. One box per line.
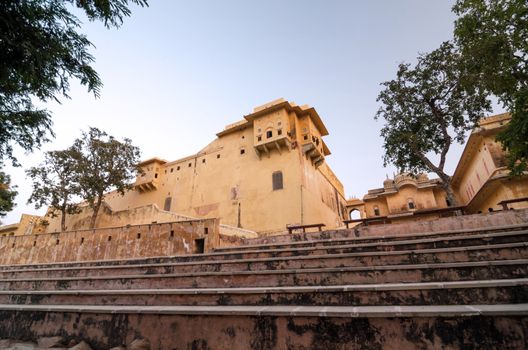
254, 135, 291, 159
302, 142, 325, 168
134, 176, 159, 192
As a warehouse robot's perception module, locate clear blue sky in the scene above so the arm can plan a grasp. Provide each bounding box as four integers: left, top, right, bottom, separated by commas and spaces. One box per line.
5, 0, 499, 225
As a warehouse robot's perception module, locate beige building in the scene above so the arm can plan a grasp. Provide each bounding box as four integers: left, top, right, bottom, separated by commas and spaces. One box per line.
347, 113, 528, 222
44, 99, 347, 234
0, 214, 47, 237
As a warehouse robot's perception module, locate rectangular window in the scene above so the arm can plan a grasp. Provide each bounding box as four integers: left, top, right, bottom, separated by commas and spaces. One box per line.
266, 130, 273, 138
272, 171, 283, 190
240, 148, 245, 155
164, 197, 172, 211
277, 129, 282, 136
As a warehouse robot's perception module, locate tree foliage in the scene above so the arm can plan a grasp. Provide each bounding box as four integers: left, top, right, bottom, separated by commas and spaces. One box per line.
375, 42, 491, 206
454, 0, 528, 174
72, 127, 141, 229
0, 0, 147, 217
0, 0, 147, 166
0, 172, 17, 219
26, 149, 81, 231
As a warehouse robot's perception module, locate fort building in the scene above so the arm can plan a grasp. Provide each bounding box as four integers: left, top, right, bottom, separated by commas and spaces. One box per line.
346, 113, 528, 222
36, 98, 347, 235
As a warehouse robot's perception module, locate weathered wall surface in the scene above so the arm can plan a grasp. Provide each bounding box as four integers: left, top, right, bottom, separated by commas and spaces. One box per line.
0, 311, 525, 350
358, 208, 528, 237
0, 219, 219, 266
240, 209, 528, 246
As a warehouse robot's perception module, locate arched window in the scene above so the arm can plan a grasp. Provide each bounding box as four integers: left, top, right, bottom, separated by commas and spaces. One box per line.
373, 206, 380, 216
407, 198, 415, 210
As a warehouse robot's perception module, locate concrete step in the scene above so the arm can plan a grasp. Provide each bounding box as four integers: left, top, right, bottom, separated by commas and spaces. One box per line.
1, 259, 526, 290
215, 224, 528, 252
0, 304, 526, 349
2, 279, 527, 307
0, 242, 526, 279
1, 228, 527, 271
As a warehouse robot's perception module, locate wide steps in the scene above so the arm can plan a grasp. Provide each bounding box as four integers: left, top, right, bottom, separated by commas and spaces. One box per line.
0, 242, 525, 279
0, 259, 526, 290
0, 222, 527, 349
2, 279, 527, 307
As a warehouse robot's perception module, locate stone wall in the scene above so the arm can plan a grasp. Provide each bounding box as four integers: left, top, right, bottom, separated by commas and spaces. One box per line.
240, 209, 528, 246
0, 219, 219, 266
358, 208, 528, 237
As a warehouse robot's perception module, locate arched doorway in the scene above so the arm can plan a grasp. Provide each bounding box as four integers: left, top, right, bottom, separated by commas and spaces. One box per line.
349, 209, 361, 220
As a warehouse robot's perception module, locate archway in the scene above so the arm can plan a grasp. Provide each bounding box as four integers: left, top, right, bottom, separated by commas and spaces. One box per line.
349, 209, 361, 220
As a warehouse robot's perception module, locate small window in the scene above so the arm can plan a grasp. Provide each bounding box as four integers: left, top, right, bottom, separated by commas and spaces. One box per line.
240, 148, 245, 155
33, 241, 36, 247
164, 197, 172, 211
80, 237, 84, 245
257, 136, 262, 142
137, 233, 141, 239
154, 173, 158, 179
171, 168, 174, 173
266, 130, 273, 139
217, 154, 221, 159
188, 163, 192, 167
202, 159, 206, 163
408, 199, 415, 210
277, 129, 282, 136
373, 206, 380, 216
303, 135, 308, 140
272, 171, 283, 191
204, 227, 209, 235
170, 230, 174, 238
56, 239, 60, 245
177, 166, 180, 171
241, 135, 245, 139
108, 236, 112, 242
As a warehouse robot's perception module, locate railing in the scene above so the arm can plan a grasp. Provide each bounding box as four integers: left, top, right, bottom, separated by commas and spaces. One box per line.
498, 197, 528, 210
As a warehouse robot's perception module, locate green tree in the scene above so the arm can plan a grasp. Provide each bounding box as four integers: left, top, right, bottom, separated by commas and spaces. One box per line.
454, 0, 528, 174
72, 127, 141, 229
26, 149, 81, 232
0, 0, 148, 166
0, 171, 17, 220
375, 42, 491, 206
0, 0, 147, 216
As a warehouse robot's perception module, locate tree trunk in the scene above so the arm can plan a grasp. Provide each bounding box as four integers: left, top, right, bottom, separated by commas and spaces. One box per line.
442, 181, 459, 207
60, 207, 67, 232
89, 197, 102, 229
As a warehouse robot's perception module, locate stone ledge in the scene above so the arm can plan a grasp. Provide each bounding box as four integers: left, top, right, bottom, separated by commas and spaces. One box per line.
0, 258, 526, 283
0, 278, 526, 295
0, 303, 526, 318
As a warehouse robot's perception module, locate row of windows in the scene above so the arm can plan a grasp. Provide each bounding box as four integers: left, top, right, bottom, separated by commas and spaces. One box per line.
372, 199, 416, 216
257, 129, 283, 142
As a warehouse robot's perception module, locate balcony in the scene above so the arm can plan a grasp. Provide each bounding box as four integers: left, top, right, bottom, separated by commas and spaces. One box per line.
254, 135, 291, 159
134, 175, 159, 192
302, 142, 324, 168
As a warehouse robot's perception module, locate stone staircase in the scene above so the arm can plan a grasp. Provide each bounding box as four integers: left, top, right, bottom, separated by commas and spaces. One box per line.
0, 223, 527, 349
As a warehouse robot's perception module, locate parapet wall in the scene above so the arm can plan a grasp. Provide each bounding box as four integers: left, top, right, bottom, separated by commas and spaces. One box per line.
0, 219, 219, 266
240, 209, 528, 246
